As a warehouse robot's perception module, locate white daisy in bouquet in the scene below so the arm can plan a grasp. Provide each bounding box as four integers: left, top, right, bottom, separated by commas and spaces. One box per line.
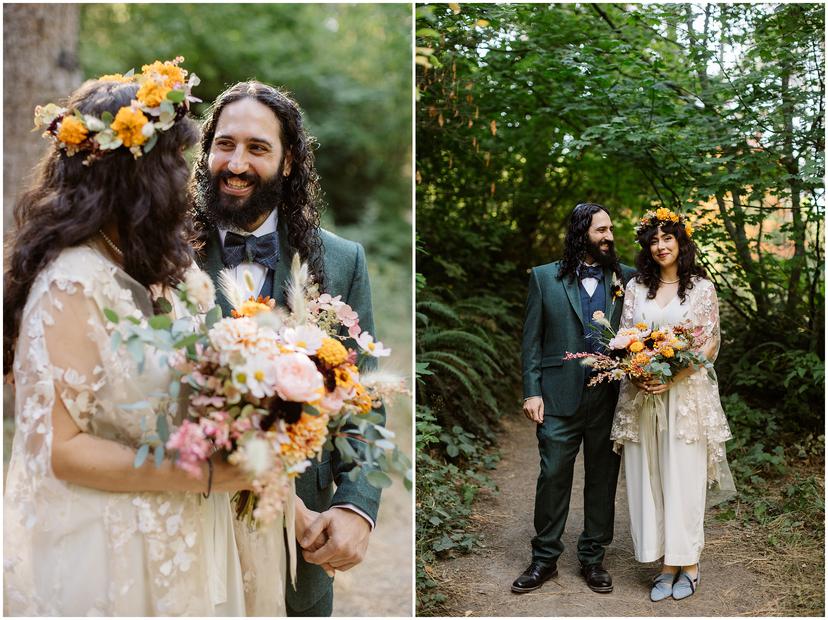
107, 255, 410, 524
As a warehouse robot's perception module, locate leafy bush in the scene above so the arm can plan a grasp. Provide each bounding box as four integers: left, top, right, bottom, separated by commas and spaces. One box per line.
415, 405, 498, 616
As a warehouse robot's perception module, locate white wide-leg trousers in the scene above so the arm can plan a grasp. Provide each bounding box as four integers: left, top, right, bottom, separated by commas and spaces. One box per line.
623, 398, 707, 566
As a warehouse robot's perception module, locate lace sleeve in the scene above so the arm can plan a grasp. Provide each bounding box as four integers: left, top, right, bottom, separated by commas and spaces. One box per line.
40, 282, 110, 435
619, 279, 638, 330
692, 278, 721, 362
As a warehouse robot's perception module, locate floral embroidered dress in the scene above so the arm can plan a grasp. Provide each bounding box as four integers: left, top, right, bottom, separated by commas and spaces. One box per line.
610, 276, 735, 504
3, 242, 285, 616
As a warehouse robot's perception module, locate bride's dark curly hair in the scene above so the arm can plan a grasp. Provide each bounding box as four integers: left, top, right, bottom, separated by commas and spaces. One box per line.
190, 81, 325, 289
634, 219, 707, 303
4, 78, 198, 374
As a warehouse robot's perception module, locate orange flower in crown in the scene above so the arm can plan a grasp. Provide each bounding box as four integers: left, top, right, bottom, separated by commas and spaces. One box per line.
636, 207, 694, 237
33, 56, 201, 165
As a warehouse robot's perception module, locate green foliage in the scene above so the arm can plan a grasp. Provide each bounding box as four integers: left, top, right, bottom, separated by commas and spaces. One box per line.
417, 4, 824, 610
79, 3, 411, 227
417, 2, 824, 349
415, 405, 498, 616
417, 284, 520, 436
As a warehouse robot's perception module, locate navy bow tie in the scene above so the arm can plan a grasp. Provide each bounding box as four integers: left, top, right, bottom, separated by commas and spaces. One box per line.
580, 265, 604, 280
221, 231, 280, 270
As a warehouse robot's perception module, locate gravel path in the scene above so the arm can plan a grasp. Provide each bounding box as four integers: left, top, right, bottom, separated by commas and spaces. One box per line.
437, 414, 777, 616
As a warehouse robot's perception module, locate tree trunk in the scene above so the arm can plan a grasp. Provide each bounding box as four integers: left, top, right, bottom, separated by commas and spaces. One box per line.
780, 67, 806, 316
3, 4, 81, 231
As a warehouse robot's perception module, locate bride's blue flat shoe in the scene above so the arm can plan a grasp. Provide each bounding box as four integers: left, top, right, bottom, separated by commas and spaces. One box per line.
650, 572, 676, 602
672, 566, 700, 600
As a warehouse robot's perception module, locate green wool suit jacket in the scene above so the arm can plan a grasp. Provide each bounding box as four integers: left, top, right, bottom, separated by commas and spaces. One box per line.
521, 261, 636, 417
199, 224, 383, 612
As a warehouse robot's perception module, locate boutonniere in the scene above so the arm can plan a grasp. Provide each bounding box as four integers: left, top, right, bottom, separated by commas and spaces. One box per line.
611, 274, 624, 300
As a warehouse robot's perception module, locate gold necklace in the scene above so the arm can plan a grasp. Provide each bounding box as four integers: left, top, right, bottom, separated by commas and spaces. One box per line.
659, 278, 679, 284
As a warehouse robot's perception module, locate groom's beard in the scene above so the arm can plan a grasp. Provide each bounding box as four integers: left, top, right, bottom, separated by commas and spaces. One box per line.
199, 166, 284, 231
585, 238, 617, 268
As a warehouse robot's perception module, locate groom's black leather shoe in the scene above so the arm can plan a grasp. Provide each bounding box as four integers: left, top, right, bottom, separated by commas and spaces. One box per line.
511, 561, 558, 593
580, 563, 613, 593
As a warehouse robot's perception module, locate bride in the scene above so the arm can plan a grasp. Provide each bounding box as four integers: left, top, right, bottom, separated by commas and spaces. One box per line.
3, 63, 312, 616
610, 209, 735, 602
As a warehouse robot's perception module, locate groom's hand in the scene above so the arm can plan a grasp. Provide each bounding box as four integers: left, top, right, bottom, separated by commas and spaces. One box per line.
523, 396, 544, 424
300, 507, 371, 572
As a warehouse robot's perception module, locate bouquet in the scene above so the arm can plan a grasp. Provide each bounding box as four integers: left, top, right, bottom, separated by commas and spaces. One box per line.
106, 255, 410, 524
564, 310, 715, 387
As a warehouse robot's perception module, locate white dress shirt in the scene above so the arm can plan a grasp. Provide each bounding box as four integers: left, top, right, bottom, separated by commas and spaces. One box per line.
580, 261, 600, 297
218, 209, 278, 298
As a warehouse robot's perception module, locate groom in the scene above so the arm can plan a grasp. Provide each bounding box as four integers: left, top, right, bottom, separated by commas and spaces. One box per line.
515, 203, 634, 595
190, 81, 382, 616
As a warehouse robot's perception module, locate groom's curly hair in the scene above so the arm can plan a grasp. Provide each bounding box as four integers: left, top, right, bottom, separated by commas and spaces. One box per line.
634, 219, 707, 303
190, 81, 325, 290
4, 79, 198, 374
557, 202, 623, 284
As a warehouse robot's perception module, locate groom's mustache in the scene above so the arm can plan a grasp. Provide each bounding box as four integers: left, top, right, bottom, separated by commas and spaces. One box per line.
215, 169, 261, 186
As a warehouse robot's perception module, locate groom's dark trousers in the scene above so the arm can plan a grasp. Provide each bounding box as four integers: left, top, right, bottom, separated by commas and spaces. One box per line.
533, 381, 619, 566
522, 261, 634, 568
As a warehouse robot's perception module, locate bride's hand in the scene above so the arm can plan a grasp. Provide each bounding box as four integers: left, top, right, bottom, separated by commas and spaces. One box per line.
631, 376, 650, 391
646, 379, 671, 395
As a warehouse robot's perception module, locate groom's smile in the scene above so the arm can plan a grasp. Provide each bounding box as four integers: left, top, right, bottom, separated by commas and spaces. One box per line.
222, 174, 255, 197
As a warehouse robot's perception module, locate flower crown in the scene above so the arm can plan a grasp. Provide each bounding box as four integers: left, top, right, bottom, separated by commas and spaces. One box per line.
33, 57, 201, 165
636, 207, 694, 237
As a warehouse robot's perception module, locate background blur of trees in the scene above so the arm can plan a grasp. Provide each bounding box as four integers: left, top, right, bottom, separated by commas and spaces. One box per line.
415, 3, 824, 614
4, 5, 413, 613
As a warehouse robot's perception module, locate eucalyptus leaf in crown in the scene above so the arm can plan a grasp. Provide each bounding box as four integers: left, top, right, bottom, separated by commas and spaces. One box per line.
34, 56, 201, 165
105, 255, 411, 524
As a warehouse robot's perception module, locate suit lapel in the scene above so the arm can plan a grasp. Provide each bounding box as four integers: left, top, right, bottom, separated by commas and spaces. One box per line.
203, 230, 233, 318
271, 222, 292, 306
603, 267, 613, 315
563, 273, 585, 328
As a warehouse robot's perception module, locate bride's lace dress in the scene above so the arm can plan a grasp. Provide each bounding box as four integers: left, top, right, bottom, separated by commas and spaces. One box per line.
3, 243, 286, 616
610, 277, 735, 503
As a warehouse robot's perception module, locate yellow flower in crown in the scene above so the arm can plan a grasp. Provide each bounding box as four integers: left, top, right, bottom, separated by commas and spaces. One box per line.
685, 222, 694, 237
629, 341, 645, 353
655, 207, 671, 220
141, 59, 187, 89
98, 73, 135, 83
110, 106, 149, 147
661, 346, 675, 358
34, 57, 199, 164
136, 79, 172, 108
316, 338, 349, 368
56, 116, 88, 146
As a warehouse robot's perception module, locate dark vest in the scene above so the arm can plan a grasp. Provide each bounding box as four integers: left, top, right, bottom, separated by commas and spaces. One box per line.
579, 278, 606, 354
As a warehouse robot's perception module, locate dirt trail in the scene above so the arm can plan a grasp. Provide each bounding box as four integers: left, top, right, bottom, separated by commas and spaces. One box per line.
333, 393, 413, 617
437, 414, 777, 616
